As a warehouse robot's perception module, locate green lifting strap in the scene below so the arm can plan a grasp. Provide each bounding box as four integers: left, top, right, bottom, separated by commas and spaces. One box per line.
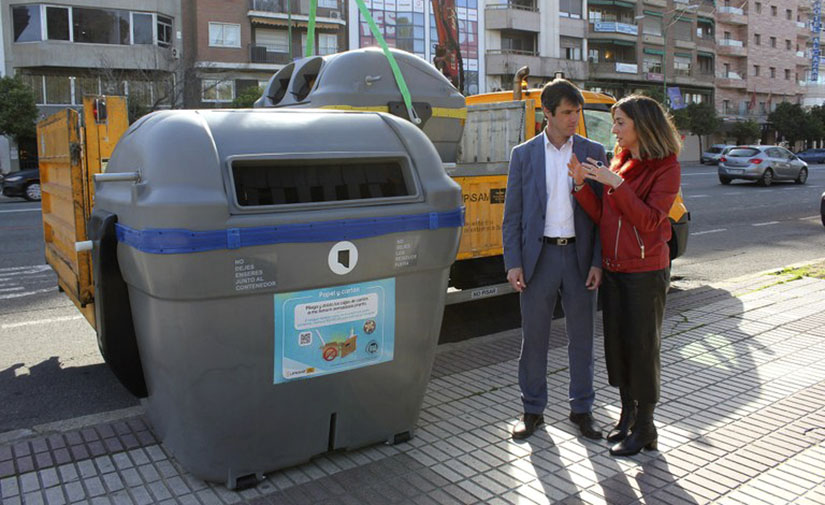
304, 0, 420, 124
306, 0, 317, 56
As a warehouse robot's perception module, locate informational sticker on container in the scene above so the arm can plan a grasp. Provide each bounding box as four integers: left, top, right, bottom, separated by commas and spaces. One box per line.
394, 236, 419, 269
233, 258, 276, 292
273, 278, 395, 383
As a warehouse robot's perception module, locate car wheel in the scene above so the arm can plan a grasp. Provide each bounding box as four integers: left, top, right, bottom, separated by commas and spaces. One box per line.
719, 175, 732, 185
759, 169, 773, 187
23, 182, 41, 201
796, 167, 808, 184
699, 160, 705, 165
821, 195, 825, 227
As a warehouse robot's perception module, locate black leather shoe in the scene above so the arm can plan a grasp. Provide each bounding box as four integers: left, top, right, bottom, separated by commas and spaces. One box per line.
569, 412, 603, 440
609, 425, 658, 456
607, 404, 636, 443
512, 413, 544, 440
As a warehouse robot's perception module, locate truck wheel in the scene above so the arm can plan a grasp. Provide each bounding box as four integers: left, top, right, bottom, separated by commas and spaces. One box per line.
24, 182, 41, 201
719, 176, 731, 185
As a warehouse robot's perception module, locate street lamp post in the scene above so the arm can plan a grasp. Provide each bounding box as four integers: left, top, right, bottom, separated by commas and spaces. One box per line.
636, 3, 699, 107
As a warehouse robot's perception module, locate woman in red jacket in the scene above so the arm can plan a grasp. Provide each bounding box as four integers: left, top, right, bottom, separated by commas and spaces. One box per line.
568, 95, 681, 457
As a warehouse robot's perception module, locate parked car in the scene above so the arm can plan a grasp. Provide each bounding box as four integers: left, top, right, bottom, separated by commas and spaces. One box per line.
700, 144, 732, 165
796, 148, 825, 164
718, 145, 808, 186
821, 191, 825, 227
0, 168, 41, 201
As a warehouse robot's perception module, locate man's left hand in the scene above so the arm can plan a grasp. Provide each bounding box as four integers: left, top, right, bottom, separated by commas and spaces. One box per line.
586, 267, 602, 290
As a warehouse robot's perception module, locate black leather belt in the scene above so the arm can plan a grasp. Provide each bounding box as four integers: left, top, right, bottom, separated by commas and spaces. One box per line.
543, 236, 575, 245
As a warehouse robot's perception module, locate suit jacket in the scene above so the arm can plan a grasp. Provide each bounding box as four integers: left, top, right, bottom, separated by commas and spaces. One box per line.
502, 133, 605, 284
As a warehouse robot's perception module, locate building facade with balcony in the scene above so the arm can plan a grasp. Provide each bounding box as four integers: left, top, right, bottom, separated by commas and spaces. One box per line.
1, 0, 183, 170
482, 0, 587, 91
715, 0, 810, 124
183, 0, 348, 108
584, 0, 715, 106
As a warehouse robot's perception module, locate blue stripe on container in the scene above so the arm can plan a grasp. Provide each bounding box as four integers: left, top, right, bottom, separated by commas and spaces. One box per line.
115, 207, 465, 254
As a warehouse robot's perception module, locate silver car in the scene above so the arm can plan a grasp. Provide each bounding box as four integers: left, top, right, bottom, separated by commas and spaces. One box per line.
718, 145, 809, 186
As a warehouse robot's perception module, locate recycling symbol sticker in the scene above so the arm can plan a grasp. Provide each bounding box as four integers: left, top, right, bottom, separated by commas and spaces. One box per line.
328, 241, 358, 275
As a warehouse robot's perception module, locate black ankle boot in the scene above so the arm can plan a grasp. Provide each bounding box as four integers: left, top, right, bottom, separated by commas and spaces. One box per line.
607, 388, 636, 443
610, 403, 657, 456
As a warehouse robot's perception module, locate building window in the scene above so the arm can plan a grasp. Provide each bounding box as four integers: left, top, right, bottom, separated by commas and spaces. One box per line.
12, 5, 43, 42
759, 102, 766, 114
157, 16, 173, 47
770, 36, 776, 48
643, 17, 663, 37
560, 0, 582, 19
202, 79, 235, 102
697, 55, 713, 75
672, 20, 693, 41
588, 48, 600, 63
257, 28, 289, 53
643, 54, 662, 74
771, 5, 777, 16
319, 33, 338, 55
755, 2, 761, 14
46, 6, 71, 41
786, 9, 792, 20
132, 13, 154, 45
561, 37, 582, 60
73, 8, 130, 44
723, 99, 731, 114
319, 0, 337, 8
673, 55, 691, 76
770, 67, 776, 78
45, 75, 72, 105
785, 68, 791, 80
75, 76, 100, 100
754, 65, 760, 76
696, 21, 713, 40
754, 33, 760, 45
208, 22, 241, 48
786, 39, 792, 50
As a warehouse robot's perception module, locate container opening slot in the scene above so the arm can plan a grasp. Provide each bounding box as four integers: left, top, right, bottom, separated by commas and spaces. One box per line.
232, 160, 411, 207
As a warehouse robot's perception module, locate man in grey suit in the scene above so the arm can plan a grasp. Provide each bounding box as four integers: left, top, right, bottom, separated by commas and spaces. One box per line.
502, 79, 606, 440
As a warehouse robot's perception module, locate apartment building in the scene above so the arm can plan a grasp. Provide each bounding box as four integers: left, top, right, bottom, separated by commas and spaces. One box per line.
584, 0, 715, 105
1, 0, 182, 171
183, 0, 348, 108
715, 0, 811, 122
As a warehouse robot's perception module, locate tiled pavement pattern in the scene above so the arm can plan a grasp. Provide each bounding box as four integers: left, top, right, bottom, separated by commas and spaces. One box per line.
2, 270, 825, 505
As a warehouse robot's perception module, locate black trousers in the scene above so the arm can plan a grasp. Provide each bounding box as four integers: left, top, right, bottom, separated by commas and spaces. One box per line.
602, 268, 670, 404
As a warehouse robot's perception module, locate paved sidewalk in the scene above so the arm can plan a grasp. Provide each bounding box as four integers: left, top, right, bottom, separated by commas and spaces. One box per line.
2, 267, 825, 505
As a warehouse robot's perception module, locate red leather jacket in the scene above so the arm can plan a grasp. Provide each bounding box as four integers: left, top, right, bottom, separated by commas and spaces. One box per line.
574, 150, 680, 273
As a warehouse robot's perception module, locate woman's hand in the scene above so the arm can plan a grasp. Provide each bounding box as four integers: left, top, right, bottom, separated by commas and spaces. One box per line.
582, 157, 624, 189
567, 154, 588, 186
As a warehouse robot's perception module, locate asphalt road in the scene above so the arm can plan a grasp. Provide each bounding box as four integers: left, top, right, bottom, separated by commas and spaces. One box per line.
1, 161, 824, 433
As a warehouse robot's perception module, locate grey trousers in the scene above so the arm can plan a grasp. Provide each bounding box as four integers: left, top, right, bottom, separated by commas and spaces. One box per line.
518, 242, 597, 415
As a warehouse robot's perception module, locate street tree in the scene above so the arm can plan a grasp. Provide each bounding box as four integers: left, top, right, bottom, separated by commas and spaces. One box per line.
232, 86, 263, 108
0, 76, 39, 143
768, 102, 807, 147
730, 120, 761, 145
682, 102, 721, 157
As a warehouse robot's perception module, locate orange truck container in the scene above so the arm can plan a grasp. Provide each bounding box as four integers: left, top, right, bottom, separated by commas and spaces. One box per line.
37, 96, 129, 326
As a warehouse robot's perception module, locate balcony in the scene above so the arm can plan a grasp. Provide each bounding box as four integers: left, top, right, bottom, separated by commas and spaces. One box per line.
798, 23, 812, 39
589, 61, 639, 79
249, 44, 291, 64
717, 6, 747, 25
642, 0, 666, 6
696, 35, 716, 49
589, 22, 639, 45
717, 38, 747, 57
248, 0, 345, 25
485, 50, 587, 79
716, 71, 746, 89
486, 3, 540, 32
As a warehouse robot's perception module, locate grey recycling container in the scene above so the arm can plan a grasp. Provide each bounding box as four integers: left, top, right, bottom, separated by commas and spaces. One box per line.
255, 47, 466, 163
89, 108, 463, 488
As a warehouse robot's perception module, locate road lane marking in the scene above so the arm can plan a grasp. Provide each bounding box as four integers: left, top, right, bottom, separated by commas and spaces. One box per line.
0, 208, 41, 214
688, 194, 710, 198
752, 221, 780, 226
800, 215, 821, 220
723, 192, 739, 195
0, 287, 56, 300
0, 286, 24, 293
0, 264, 51, 273
691, 229, 727, 236
1, 315, 84, 329
682, 172, 717, 176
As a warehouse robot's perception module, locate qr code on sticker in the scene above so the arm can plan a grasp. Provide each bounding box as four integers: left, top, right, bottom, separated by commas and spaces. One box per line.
298, 331, 312, 346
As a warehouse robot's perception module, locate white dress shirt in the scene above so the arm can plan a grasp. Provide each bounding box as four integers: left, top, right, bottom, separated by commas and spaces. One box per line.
542, 132, 576, 238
